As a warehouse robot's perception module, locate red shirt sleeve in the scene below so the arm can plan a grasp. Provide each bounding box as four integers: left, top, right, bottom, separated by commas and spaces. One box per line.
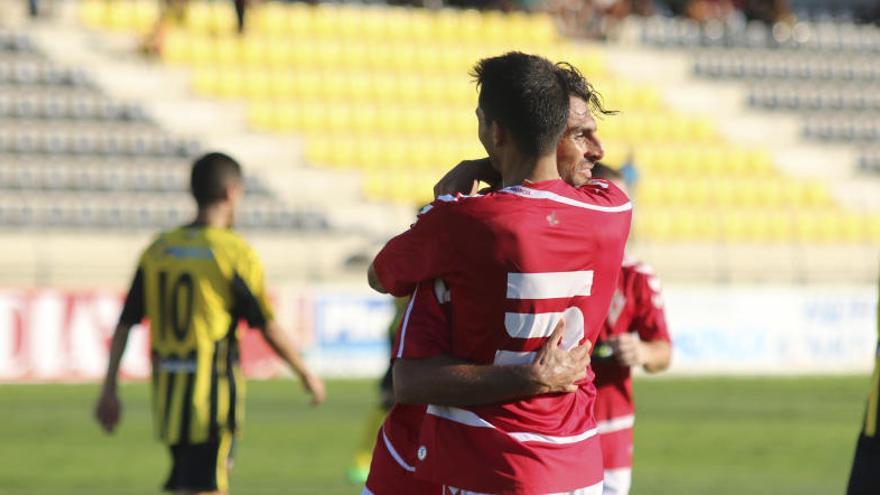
391, 279, 452, 360
372, 199, 456, 297
630, 266, 671, 343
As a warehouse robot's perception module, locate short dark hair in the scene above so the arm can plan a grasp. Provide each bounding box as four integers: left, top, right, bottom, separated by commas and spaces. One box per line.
591, 162, 623, 181
555, 62, 617, 117
190, 152, 243, 208
472, 52, 569, 157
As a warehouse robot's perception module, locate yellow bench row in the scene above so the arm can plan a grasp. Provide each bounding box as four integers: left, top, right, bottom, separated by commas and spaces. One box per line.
192, 69, 657, 109
608, 147, 775, 176
301, 137, 757, 174
252, 102, 715, 143
636, 178, 832, 208
80, 0, 560, 45
162, 33, 607, 77
636, 210, 880, 243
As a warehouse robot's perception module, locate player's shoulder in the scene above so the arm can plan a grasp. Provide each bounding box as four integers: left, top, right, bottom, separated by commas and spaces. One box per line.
621, 256, 654, 275
574, 178, 632, 207
207, 228, 259, 262
622, 257, 663, 292
417, 192, 491, 219
141, 227, 183, 260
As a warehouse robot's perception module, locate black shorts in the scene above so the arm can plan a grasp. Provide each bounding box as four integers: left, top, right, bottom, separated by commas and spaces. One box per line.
164, 432, 235, 493
847, 433, 880, 495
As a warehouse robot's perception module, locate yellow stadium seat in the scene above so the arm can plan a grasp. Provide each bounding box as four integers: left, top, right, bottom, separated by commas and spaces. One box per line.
363, 173, 386, 202
189, 37, 215, 67
160, 31, 190, 65
350, 104, 379, 134
838, 213, 866, 243
132, 0, 160, 33
636, 211, 675, 242
247, 103, 274, 131
216, 71, 243, 98
867, 215, 880, 243
250, 2, 288, 36
524, 15, 557, 46
79, 0, 107, 28
240, 37, 268, 67
214, 38, 240, 66
356, 138, 385, 172
286, 41, 316, 69
107, 1, 137, 31
242, 71, 271, 100
291, 71, 322, 99
720, 212, 750, 242
268, 71, 295, 99
191, 69, 218, 96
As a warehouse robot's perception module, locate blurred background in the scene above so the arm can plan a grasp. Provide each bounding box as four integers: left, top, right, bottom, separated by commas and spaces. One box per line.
0, 0, 877, 493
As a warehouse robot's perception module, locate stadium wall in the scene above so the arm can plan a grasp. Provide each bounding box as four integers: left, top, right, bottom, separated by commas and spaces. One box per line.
0, 285, 875, 382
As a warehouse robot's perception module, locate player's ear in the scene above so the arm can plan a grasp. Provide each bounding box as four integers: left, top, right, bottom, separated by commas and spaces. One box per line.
491, 121, 506, 148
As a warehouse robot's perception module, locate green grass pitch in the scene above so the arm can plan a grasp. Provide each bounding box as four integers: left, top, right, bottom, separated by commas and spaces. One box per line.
0, 376, 869, 494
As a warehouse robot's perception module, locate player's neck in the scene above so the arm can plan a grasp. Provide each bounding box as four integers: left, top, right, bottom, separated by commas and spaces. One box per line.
192, 205, 231, 229
500, 153, 559, 188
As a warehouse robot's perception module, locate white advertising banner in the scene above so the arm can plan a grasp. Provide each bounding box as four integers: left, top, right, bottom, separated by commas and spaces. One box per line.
663, 286, 877, 374
0, 285, 874, 381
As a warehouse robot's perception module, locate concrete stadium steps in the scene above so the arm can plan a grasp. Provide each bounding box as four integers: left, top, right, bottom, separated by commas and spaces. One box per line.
0, 231, 368, 288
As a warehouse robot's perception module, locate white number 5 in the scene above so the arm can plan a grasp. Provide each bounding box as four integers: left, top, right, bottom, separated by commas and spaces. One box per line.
494, 271, 592, 365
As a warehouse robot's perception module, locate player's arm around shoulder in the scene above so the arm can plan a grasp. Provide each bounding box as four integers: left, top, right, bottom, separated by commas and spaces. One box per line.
368, 198, 462, 297
394, 319, 592, 406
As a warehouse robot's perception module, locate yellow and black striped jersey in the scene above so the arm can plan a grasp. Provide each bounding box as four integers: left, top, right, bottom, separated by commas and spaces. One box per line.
119, 225, 273, 445
864, 276, 880, 438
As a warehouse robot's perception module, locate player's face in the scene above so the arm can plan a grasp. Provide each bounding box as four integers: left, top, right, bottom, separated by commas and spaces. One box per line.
225, 180, 244, 227
556, 96, 604, 188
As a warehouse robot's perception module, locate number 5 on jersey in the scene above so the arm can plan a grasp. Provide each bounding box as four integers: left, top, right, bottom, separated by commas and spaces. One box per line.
495, 271, 593, 365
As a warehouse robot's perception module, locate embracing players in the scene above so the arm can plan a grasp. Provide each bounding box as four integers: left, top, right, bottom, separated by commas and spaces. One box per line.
367, 52, 632, 494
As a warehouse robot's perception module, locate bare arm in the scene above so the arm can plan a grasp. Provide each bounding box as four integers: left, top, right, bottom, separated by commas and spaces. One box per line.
433, 157, 500, 197
261, 320, 326, 405
367, 262, 387, 294
95, 322, 133, 434
394, 320, 591, 406
641, 339, 672, 373
608, 334, 672, 373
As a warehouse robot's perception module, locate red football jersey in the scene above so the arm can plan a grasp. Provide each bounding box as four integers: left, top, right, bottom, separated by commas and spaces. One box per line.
372, 178, 632, 494
593, 258, 671, 426
366, 280, 450, 495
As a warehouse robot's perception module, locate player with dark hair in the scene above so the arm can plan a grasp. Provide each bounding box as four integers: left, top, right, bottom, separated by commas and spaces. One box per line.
94, 152, 325, 495
847, 277, 880, 495
367, 52, 632, 494
590, 163, 672, 495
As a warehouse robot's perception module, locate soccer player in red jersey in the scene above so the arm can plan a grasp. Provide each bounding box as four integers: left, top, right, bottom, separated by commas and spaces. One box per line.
588, 164, 672, 495
362, 60, 611, 495
368, 52, 632, 494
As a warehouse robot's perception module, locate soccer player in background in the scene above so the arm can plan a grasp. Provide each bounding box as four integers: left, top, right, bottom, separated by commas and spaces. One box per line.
368, 52, 632, 494
94, 152, 325, 495
590, 163, 672, 495
847, 277, 880, 495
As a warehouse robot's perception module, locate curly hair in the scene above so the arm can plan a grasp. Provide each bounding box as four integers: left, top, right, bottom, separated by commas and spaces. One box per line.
555, 61, 618, 117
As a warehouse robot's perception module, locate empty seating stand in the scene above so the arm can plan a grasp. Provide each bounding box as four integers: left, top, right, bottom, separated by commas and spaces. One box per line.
0, 30, 329, 233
